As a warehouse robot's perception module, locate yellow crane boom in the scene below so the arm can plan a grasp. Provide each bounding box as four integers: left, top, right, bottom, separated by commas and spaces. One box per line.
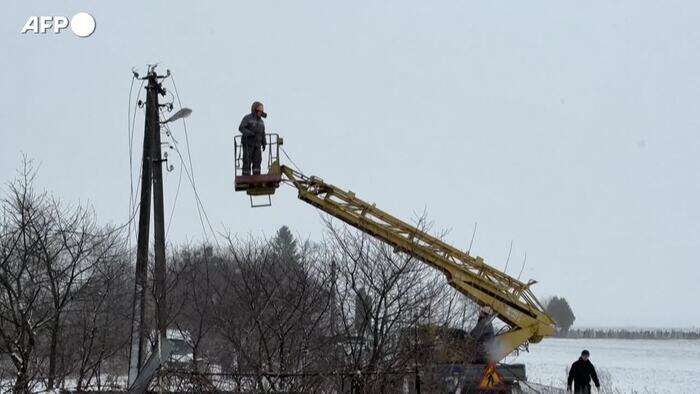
278, 164, 555, 361
233, 134, 555, 362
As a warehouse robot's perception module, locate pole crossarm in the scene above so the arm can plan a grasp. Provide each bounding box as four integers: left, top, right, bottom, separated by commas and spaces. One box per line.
280, 165, 556, 360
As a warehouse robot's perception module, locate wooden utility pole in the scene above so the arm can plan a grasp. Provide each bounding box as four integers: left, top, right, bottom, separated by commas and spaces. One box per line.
128, 65, 171, 392
148, 69, 168, 342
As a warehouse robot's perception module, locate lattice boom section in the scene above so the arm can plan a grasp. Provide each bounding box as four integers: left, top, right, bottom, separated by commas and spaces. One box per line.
281, 167, 554, 334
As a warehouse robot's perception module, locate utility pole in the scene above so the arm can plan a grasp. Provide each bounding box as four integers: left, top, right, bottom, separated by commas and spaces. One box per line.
149, 69, 168, 342
128, 76, 152, 383
127, 65, 171, 392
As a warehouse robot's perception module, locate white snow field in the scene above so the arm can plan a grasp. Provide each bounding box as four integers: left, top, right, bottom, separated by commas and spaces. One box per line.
510, 338, 700, 393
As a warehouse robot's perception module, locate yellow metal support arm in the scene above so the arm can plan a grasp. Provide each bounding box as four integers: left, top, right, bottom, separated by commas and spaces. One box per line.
280, 165, 556, 361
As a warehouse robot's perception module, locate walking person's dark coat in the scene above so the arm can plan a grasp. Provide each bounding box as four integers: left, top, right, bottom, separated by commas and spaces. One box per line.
567, 351, 600, 393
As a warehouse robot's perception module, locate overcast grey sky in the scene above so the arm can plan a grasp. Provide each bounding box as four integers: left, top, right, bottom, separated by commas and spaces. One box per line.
2, 1, 699, 328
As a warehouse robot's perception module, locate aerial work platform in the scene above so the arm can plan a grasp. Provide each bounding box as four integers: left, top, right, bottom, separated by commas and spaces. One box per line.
233, 133, 283, 206
232, 132, 555, 390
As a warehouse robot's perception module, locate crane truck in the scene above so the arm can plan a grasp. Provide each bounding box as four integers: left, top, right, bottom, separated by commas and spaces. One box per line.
233, 134, 556, 391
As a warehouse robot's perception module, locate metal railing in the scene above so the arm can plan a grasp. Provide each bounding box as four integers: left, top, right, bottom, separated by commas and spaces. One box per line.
233, 133, 282, 177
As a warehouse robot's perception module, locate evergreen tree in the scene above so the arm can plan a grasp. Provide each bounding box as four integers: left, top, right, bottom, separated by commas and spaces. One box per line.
271, 225, 299, 264
545, 296, 576, 335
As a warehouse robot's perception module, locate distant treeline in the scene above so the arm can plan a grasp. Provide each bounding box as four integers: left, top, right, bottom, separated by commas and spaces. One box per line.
562, 328, 700, 340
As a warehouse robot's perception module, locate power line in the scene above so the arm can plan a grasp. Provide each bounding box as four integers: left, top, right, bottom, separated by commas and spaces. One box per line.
128, 76, 146, 243
161, 74, 220, 247
126, 71, 214, 246
127, 73, 136, 244
167, 74, 204, 227
165, 161, 183, 240
158, 116, 185, 240
169, 135, 217, 246
281, 147, 304, 174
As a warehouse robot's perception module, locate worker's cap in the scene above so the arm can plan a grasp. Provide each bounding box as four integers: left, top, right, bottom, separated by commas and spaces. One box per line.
581, 349, 590, 356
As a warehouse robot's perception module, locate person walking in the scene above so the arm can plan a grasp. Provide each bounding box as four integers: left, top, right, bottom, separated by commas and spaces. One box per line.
567, 350, 601, 393
238, 101, 267, 175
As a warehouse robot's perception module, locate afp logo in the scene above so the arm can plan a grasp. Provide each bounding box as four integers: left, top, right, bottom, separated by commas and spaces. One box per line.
21, 12, 96, 37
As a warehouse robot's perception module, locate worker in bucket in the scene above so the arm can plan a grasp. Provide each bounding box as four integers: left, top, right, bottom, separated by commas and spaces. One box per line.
238, 101, 267, 175
567, 349, 601, 393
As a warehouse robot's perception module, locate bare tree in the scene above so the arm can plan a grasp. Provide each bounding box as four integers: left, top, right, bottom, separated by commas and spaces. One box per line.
40, 200, 128, 389
64, 249, 132, 391
321, 216, 476, 392
0, 159, 131, 392
0, 156, 479, 394
210, 229, 335, 392
0, 161, 54, 393
163, 244, 220, 391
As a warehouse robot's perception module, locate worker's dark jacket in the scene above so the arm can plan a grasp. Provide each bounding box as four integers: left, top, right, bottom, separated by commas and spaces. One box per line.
238, 113, 266, 147
567, 358, 600, 390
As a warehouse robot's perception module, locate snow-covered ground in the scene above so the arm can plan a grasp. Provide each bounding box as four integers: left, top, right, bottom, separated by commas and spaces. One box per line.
509, 338, 700, 393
